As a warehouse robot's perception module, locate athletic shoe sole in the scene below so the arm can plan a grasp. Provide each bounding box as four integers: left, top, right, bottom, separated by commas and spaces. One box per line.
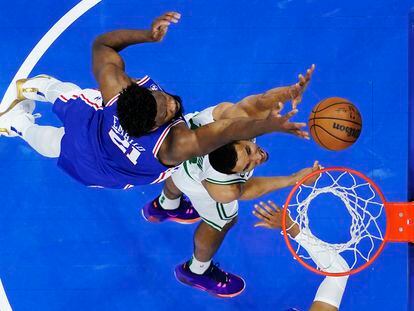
174, 269, 245, 298
141, 208, 200, 225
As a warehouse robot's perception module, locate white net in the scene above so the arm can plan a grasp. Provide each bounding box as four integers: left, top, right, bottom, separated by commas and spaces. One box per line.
286, 169, 386, 273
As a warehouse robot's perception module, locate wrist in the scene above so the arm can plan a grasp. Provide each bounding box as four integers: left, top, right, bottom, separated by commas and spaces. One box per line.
287, 224, 301, 238
288, 174, 297, 186
255, 118, 273, 134
143, 29, 156, 42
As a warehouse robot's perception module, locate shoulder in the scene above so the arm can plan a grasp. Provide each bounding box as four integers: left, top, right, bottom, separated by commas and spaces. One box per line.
156, 121, 191, 165
202, 180, 243, 203
200, 156, 246, 203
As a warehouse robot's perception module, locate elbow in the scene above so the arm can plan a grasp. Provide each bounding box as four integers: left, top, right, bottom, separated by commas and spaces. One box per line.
93, 36, 104, 49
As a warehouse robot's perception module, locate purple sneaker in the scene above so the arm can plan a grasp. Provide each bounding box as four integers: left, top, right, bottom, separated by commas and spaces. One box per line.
174, 261, 245, 298
141, 195, 200, 224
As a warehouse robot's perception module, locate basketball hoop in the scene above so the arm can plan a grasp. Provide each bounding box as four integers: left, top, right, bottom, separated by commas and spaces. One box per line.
282, 167, 414, 277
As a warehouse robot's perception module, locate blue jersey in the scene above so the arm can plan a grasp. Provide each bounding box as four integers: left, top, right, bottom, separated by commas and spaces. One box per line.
53, 76, 185, 189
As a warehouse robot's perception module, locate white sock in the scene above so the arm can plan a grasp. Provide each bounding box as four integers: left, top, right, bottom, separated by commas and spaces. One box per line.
22, 77, 81, 103
23, 125, 64, 158
189, 255, 211, 275
158, 190, 180, 210
294, 231, 349, 309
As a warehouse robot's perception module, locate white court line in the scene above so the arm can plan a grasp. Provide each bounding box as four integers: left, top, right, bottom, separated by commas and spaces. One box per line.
0, 0, 101, 304
0, 279, 12, 311
0, 0, 102, 113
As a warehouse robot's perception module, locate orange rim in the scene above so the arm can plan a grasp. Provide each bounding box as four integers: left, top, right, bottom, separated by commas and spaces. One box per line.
282, 166, 388, 277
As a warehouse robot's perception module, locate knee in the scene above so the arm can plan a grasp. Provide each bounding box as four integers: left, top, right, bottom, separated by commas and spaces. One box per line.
163, 177, 182, 199
222, 216, 238, 232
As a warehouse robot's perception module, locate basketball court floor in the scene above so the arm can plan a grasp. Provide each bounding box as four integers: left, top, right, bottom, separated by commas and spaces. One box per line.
0, 0, 413, 310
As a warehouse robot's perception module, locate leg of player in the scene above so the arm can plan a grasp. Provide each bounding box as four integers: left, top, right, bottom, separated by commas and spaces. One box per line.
142, 176, 200, 224
0, 76, 80, 157
253, 201, 348, 310
23, 124, 65, 158
192, 217, 236, 263
16, 75, 81, 104
0, 98, 64, 157
159, 177, 182, 209
174, 218, 246, 298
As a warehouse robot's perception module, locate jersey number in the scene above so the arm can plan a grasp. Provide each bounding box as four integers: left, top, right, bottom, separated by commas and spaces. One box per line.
109, 129, 141, 165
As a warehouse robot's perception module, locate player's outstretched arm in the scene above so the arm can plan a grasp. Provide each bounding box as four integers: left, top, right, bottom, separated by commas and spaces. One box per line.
200, 162, 319, 204
92, 12, 181, 102
217, 64, 315, 120
239, 161, 320, 200
252, 201, 347, 311
160, 105, 308, 165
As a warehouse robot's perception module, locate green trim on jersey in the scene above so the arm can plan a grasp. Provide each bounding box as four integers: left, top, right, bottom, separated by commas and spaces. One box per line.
216, 203, 238, 220
201, 217, 223, 231
189, 118, 201, 130
183, 161, 196, 181
206, 178, 247, 185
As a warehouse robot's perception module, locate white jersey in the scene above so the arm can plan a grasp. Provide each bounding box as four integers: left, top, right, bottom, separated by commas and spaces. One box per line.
183, 105, 254, 186
172, 106, 254, 231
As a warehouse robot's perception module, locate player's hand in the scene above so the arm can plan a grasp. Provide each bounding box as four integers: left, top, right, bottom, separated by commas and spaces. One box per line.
264, 102, 310, 139
149, 12, 181, 42
291, 160, 322, 186
253, 200, 283, 229
289, 64, 315, 109
253, 201, 300, 237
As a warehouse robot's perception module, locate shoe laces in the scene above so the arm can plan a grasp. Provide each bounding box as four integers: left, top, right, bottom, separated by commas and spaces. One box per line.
204, 262, 229, 284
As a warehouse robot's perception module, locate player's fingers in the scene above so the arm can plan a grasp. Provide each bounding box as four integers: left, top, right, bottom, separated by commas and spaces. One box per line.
164, 11, 181, 18
305, 64, 315, 80
293, 128, 309, 136
162, 15, 180, 23
162, 12, 181, 22
281, 109, 298, 121
154, 20, 171, 29
255, 203, 272, 217
287, 121, 306, 129
313, 160, 319, 169
160, 15, 179, 23
292, 99, 298, 110
253, 206, 271, 220
259, 201, 276, 215
254, 222, 271, 228
267, 200, 281, 212
298, 74, 305, 86
293, 130, 310, 140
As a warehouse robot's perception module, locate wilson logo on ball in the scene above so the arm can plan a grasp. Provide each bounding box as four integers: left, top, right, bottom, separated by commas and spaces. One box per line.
332, 122, 361, 138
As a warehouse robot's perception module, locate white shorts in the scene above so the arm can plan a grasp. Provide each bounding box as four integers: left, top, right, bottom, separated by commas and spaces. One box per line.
171, 163, 238, 232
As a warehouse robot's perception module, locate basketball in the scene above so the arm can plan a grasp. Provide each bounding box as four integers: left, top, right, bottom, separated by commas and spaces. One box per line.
308, 97, 362, 151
